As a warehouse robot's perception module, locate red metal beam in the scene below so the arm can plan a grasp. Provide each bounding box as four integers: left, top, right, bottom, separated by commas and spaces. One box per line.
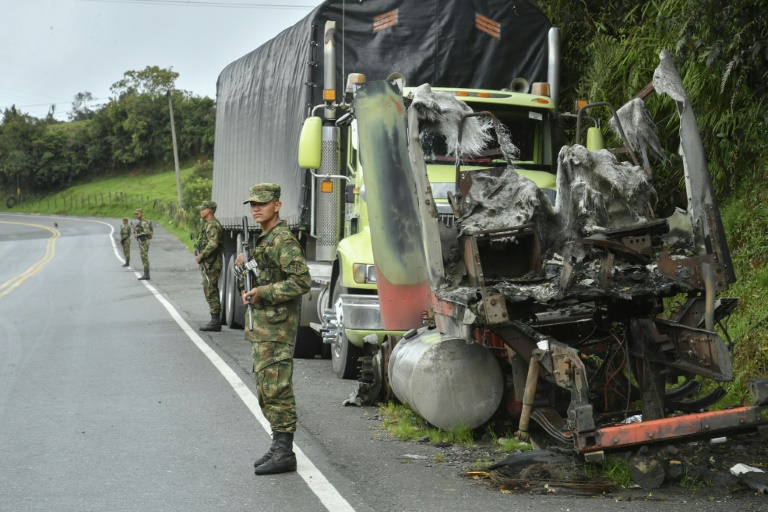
575, 406, 768, 453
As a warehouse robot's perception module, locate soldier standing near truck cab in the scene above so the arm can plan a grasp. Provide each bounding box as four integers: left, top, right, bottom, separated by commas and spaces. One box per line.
120, 217, 131, 267
195, 200, 224, 332
134, 208, 151, 280
237, 183, 311, 475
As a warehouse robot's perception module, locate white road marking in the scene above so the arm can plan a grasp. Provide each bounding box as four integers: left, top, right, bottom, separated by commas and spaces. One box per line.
6, 213, 356, 511
136, 278, 357, 512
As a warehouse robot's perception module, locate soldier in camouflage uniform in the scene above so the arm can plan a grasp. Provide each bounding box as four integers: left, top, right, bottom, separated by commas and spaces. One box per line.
134, 208, 152, 280
195, 200, 224, 332
237, 183, 311, 475
120, 217, 131, 267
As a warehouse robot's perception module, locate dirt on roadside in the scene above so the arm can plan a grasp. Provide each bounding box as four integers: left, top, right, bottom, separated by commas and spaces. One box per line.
430, 431, 768, 502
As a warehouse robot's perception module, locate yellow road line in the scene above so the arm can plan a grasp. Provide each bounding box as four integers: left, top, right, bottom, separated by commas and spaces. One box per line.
0, 221, 60, 299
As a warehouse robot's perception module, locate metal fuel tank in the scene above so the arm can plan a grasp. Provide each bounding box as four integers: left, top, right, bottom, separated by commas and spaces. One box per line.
388, 329, 504, 430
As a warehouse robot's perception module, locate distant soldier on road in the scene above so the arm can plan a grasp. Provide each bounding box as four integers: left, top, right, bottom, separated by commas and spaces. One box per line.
236, 183, 311, 475
120, 217, 131, 267
134, 208, 152, 280
195, 200, 224, 332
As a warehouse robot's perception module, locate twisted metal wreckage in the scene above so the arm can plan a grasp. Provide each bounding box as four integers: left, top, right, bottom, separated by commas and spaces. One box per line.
349, 50, 768, 483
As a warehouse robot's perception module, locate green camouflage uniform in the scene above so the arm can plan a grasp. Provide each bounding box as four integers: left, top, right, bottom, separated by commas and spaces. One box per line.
245, 220, 311, 433
135, 217, 152, 271
197, 215, 224, 315
120, 222, 131, 264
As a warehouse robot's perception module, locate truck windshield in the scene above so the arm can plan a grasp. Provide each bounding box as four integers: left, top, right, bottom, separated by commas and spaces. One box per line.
419, 105, 550, 167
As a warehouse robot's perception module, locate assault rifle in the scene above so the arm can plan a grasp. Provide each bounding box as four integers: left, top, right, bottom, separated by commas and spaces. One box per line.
191, 232, 210, 286
133, 222, 145, 250
241, 215, 255, 330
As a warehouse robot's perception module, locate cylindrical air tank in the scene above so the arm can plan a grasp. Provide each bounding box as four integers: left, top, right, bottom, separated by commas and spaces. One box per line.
388, 329, 504, 430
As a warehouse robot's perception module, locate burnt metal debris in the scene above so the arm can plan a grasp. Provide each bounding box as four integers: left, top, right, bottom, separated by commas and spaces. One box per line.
355, 50, 768, 488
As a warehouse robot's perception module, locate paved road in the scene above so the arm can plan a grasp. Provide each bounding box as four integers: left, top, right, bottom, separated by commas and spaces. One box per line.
0, 213, 749, 512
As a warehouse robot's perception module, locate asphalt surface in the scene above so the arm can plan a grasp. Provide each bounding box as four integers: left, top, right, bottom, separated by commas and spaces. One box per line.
0, 213, 759, 512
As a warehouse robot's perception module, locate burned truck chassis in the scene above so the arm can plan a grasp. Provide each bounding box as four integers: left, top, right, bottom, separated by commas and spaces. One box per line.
353, 50, 768, 469
438, 223, 767, 457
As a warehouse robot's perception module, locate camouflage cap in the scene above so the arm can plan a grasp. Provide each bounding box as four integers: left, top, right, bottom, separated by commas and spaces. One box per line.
196, 200, 217, 211
244, 183, 281, 204
122, 217, 129, 222
134, 208, 142, 214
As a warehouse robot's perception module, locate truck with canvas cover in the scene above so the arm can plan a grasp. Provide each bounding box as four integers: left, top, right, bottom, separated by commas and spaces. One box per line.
213, 0, 562, 374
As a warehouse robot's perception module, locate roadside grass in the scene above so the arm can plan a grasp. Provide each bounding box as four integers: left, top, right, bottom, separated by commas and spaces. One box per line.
378, 401, 477, 446
378, 401, 532, 455
705, 183, 768, 408
585, 455, 631, 487
1, 167, 198, 252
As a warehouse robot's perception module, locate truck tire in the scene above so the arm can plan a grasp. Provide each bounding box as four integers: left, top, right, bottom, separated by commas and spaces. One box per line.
331, 269, 363, 379
218, 254, 229, 324
225, 255, 244, 329
5, 196, 17, 208
293, 326, 321, 359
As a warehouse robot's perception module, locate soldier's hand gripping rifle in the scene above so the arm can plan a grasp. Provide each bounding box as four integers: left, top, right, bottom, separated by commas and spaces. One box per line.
190, 232, 210, 286
133, 222, 145, 250
233, 215, 258, 330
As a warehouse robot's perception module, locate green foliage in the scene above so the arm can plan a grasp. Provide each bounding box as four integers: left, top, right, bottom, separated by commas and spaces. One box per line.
716, 184, 768, 392
536, 0, 768, 197
378, 401, 477, 445
586, 455, 631, 487
110, 65, 179, 98
0, 166, 198, 253
182, 160, 214, 233
0, 66, 214, 196
496, 436, 532, 453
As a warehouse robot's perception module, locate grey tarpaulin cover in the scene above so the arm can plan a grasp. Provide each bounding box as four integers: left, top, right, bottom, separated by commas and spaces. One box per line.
212, 0, 552, 227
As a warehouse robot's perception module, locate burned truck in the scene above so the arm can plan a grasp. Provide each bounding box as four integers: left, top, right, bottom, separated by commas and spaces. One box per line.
338, 50, 768, 478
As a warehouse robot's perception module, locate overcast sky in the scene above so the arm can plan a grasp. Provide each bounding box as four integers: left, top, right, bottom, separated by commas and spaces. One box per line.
1, 0, 323, 120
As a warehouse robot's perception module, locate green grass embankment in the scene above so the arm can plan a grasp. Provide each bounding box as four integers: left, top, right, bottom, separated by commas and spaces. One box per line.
716, 183, 768, 405
0, 168, 197, 252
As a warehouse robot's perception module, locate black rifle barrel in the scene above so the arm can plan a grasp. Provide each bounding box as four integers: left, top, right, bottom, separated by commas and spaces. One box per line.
242, 216, 254, 330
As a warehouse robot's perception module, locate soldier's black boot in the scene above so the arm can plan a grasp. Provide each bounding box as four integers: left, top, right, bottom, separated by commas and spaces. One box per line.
200, 313, 222, 332
122, 261, 130, 267
253, 432, 279, 469
254, 432, 296, 475
138, 269, 150, 280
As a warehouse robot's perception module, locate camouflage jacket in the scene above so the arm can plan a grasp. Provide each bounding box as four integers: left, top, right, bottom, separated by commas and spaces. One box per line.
197, 216, 224, 269
245, 221, 311, 344
135, 218, 152, 239
120, 223, 131, 242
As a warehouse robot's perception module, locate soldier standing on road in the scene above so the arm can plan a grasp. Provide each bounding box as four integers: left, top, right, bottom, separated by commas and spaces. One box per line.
195, 200, 224, 332
237, 183, 311, 475
120, 217, 131, 267
134, 208, 152, 280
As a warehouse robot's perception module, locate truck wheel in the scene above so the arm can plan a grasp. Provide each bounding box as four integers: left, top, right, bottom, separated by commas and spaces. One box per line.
331, 270, 363, 379
293, 326, 321, 359
225, 255, 244, 329
218, 254, 229, 324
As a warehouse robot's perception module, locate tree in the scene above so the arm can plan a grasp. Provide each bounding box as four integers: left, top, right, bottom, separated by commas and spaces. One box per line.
69, 91, 96, 121
110, 65, 179, 98
0, 107, 45, 192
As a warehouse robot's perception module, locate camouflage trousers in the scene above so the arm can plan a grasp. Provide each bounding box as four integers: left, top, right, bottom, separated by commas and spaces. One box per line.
201, 265, 221, 315
121, 240, 130, 263
252, 341, 297, 433
138, 238, 150, 270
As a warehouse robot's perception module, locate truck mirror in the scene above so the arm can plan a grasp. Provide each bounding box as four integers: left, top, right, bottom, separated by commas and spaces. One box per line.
586, 127, 605, 151
298, 116, 323, 169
